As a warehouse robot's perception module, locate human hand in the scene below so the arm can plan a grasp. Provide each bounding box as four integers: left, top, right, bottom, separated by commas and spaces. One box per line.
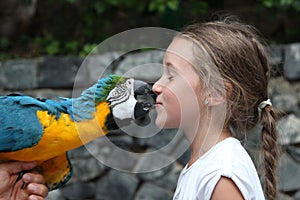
0, 162, 48, 200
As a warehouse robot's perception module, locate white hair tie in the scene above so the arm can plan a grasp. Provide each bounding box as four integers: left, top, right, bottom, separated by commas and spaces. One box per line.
258, 99, 272, 120
258, 99, 272, 110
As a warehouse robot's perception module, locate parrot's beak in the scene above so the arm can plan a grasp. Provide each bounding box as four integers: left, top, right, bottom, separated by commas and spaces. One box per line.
133, 80, 157, 113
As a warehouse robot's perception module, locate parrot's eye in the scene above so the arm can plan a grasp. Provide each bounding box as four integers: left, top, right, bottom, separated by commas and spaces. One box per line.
126, 79, 132, 84
112, 90, 119, 96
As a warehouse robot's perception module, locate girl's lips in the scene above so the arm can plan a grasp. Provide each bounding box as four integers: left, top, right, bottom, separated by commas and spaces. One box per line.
155, 102, 163, 109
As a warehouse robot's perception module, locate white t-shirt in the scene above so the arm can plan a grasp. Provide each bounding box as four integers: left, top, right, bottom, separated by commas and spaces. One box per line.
173, 137, 265, 200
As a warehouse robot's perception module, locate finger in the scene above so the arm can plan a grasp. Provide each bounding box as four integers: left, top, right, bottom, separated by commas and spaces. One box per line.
20, 162, 38, 171
1, 161, 37, 174
23, 173, 45, 184
28, 195, 46, 200
26, 183, 49, 198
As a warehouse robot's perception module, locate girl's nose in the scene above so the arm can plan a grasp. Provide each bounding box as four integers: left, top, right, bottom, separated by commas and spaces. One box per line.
152, 81, 163, 95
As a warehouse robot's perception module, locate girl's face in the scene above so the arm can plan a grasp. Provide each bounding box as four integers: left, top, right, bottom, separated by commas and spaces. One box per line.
153, 37, 206, 129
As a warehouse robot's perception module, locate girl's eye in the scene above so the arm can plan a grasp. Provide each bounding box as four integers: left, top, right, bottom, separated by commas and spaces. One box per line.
168, 76, 174, 81
163, 65, 176, 81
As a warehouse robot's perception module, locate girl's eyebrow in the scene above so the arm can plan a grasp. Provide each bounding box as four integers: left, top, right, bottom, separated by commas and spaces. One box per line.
164, 61, 176, 69
164, 63, 178, 76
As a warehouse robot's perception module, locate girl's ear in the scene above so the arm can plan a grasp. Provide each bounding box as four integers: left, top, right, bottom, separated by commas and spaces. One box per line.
207, 92, 225, 106
206, 81, 232, 106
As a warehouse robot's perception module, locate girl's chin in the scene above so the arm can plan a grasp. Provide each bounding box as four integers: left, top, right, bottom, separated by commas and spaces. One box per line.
155, 108, 181, 129
155, 105, 166, 127
155, 117, 165, 129
155, 117, 179, 129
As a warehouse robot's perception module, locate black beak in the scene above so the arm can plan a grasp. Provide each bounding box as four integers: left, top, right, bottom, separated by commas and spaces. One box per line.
134, 80, 157, 111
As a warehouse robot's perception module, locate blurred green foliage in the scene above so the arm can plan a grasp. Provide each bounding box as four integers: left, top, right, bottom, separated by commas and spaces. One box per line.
2, 0, 205, 60
0, 0, 300, 61
257, 0, 300, 43
260, 0, 300, 11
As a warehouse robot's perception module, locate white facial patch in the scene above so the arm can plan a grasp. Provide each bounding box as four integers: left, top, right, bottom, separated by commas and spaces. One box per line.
106, 79, 137, 120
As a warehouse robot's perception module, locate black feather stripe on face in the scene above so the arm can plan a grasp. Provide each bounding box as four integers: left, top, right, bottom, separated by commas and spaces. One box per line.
106, 81, 131, 108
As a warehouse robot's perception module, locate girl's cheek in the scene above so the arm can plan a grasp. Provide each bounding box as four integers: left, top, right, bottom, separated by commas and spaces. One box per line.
155, 88, 182, 128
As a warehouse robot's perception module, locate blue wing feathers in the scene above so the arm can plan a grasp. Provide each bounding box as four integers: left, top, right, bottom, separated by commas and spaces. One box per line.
0, 92, 96, 152
0, 74, 119, 152
0, 129, 16, 151
0, 95, 71, 152
0, 96, 45, 152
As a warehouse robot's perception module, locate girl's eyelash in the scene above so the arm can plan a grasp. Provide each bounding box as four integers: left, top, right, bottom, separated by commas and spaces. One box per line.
168, 76, 174, 80
163, 65, 175, 80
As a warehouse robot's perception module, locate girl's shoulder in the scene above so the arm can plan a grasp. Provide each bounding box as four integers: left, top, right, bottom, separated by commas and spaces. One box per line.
178, 137, 264, 199
201, 137, 248, 162
181, 137, 251, 179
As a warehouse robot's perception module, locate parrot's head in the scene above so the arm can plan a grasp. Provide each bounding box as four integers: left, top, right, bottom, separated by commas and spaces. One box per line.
95, 75, 156, 122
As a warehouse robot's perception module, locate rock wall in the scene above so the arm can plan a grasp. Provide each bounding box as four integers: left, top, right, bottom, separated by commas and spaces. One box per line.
0, 43, 300, 200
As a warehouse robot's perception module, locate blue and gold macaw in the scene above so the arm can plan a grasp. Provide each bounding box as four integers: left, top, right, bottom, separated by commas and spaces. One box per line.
0, 74, 155, 190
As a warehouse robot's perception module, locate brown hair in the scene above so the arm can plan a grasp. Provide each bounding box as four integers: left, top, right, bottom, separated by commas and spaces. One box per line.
180, 17, 278, 200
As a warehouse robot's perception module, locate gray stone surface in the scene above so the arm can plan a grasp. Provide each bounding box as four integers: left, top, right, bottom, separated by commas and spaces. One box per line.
134, 182, 173, 200
278, 153, 300, 192
115, 50, 164, 83
268, 45, 283, 66
21, 89, 72, 99
107, 147, 139, 172
135, 128, 178, 150
45, 189, 64, 200
95, 170, 139, 200
153, 162, 182, 191
135, 149, 174, 179
269, 77, 298, 113
61, 182, 95, 200
268, 45, 284, 77
284, 43, 300, 81
69, 156, 106, 183
0, 59, 38, 89
38, 56, 84, 88
295, 190, 300, 200
278, 114, 300, 145
81, 53, 118, 85
273, 95, 298, 113
286, 145, 300, 163
276, 192, 293, 200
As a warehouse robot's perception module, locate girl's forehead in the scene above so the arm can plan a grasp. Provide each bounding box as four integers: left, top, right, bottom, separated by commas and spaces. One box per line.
165, 37, 195, 63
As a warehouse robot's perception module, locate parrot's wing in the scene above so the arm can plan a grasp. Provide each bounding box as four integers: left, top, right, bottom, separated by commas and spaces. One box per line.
0, 127, 31, 152
40, 153, 72, 190
0, 96, 44, 152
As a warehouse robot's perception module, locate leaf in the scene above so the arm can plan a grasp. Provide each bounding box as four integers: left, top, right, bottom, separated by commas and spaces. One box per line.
167, 0, 179, 11
46, 41, 60, 55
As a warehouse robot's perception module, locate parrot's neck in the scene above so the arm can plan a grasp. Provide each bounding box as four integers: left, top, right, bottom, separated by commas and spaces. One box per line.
63, 83, 107, 122
67, 75, 123, 121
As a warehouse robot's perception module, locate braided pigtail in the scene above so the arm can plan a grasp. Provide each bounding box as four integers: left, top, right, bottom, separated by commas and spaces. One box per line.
260, 104, 278, 200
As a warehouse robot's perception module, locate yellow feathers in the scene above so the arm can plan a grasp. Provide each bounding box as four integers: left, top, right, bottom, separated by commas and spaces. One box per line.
0, 101, 111, 162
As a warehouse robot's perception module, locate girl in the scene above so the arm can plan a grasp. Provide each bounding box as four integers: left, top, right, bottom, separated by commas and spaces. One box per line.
153, 17, 278, 200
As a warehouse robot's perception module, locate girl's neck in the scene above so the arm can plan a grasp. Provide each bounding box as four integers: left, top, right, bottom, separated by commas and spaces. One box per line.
186, 127, 231, 168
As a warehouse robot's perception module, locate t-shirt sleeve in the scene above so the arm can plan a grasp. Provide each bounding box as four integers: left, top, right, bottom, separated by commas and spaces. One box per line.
195, 161, 252, 200
195, 162, 223, 199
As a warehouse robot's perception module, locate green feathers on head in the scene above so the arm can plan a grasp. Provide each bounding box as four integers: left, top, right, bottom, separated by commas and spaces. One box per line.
94, 75, 125, 103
